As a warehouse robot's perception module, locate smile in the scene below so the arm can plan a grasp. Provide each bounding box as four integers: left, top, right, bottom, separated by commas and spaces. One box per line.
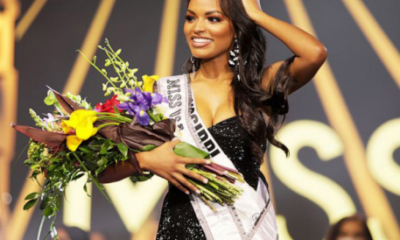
191, 37, 213, 47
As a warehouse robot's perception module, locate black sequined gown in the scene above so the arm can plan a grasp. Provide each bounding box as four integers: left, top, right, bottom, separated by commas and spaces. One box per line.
156, 116, 268, 240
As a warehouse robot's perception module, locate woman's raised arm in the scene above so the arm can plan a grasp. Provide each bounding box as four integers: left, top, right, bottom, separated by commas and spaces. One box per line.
242, 0, 328, 95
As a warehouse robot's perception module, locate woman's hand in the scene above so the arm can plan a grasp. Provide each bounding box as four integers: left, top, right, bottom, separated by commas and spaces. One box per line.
241, 0, 264, 21
136, 140, 210, 195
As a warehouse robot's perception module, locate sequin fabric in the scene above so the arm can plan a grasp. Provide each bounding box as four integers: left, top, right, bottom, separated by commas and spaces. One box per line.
156, 116, 267, 240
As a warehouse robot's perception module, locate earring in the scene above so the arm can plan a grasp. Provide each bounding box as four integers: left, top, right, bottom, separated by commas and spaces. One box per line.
191, 56, 197, 79
228, 37, 241, 81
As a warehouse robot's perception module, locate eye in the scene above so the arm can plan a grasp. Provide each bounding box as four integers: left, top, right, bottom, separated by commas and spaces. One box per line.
208, 16, 222, 22
185, 15, 195, 22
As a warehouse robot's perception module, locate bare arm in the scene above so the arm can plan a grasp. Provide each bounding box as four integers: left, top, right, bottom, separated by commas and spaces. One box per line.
242, 0, 328, 95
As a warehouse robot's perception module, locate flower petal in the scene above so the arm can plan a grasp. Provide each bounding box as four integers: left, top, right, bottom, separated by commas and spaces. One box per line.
137, 110, 150, 126
66, 135, 83, 152
76, 117, 96, 140
143, 75, 159, 93
150, 93, 163, 105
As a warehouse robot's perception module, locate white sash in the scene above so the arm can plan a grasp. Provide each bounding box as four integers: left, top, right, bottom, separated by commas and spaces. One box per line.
157, 74, 279, 240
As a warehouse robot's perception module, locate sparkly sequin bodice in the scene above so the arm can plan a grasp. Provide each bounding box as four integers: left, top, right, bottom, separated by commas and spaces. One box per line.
156, 116, 267, 240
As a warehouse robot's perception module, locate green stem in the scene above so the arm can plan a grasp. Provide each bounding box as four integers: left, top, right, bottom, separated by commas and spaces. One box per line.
103, 49, 125, 84
199, 195, 217, 213
105, 40, 138, 86
77, 50, 117, 89
36, 215, 46, 240
97, 122, 120, 129
147, 110, 159, 123
97, 112, 132, 122
72, 153, 112, 204
97, 116, 131, 123
188, 179, 221, 202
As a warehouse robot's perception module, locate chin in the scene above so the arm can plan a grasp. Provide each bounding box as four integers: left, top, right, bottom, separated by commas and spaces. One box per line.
191, 49, 224, 61
191, 50, 213, 59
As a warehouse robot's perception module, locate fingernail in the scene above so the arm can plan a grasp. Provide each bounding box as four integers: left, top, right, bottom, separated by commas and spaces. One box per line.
185, 191, 190, 195
196, 189, 201, 194
205, 160, 211, 164
203, 179, 208, 184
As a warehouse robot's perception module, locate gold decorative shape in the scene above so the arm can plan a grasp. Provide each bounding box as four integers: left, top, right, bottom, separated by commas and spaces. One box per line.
343, 0, 400, 90
15, 0, 48, 41
283, 0, 400, 239
62, 0, 117, 95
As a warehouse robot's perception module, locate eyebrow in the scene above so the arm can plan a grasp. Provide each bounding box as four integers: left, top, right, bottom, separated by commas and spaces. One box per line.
187, 9, 224, 15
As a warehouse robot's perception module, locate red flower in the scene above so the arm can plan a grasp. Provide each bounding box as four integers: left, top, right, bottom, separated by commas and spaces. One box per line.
96, 95, 122, 113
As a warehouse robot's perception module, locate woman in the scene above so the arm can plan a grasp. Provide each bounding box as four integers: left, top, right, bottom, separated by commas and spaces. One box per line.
325, 215, 373, 240
135, 0, 327, 239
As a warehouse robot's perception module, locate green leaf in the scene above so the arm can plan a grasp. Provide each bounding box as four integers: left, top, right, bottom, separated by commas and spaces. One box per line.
78, 146, 94, 154
83, 184, 92, 197
29, 164, 40, 170
88, 139, 104, 151
72, 173, 85, 181
130, 173, 154, 183
48, 164, 57, 171
51, 158, 62, 163
23, 158, 35, 165
113, 105, 120, 114
25, 192, 39, 200
96, 159, 105, 167
117, 143, 128, 158
23, 199, 37, 210
43, 206, 54, 217
141, 144, 156, 152
39, 196, 50, 210
56, 195, 62, 210
173, 142, 209, 159
44, 91, 57, 106
100, 140, 114, 154
100, 145, 107, 155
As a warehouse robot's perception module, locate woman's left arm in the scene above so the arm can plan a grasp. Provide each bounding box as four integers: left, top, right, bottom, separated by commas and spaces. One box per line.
242, 0, 328, 95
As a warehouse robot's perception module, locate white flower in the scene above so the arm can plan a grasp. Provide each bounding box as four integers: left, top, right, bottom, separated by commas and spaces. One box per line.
50, 226, 58, 237
153, 102, 168, 116
173, 127, 183, 141
43, 113, 56, 129
116, 94, 130, 103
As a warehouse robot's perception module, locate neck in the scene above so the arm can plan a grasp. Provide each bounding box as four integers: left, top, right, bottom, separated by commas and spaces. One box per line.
194, 54, 234, 82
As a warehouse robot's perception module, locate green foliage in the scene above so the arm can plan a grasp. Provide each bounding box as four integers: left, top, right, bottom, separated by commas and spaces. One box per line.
173, 142, 210, 159
65, 92, 92, 110
23, 137, 130, 239
29, 109, 52, 131
43, 91, 58, 106
130, 172, 154, 183
79, 39, 141, 102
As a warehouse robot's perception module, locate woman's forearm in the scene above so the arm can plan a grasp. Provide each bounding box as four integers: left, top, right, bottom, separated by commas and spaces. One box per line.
252, 11, 327, 61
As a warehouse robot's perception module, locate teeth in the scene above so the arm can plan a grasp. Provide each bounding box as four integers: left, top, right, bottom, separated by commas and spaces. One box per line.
193, 38, 212, 43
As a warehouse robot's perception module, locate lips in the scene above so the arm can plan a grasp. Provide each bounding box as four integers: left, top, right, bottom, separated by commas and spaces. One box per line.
191, 37, 213, 48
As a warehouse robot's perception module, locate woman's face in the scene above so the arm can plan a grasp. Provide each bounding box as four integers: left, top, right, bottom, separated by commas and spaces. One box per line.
184, 0, 235, 61
337, 220, 368, 240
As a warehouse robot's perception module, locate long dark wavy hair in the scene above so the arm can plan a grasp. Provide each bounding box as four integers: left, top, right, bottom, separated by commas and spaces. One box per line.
325, 215, 373, 240
184, 0, 295, 162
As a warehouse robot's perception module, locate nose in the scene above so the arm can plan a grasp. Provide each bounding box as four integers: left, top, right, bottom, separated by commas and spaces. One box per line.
193, 18, 206, 34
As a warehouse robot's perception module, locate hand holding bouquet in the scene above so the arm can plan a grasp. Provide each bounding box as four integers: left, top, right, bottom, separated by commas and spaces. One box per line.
13, 39, 244, 239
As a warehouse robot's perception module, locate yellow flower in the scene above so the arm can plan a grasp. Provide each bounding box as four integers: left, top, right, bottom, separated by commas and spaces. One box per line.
61, 121, 73, 134
62, 110, 98, 151
142, 75, 160, 93
66, 135, 83, 152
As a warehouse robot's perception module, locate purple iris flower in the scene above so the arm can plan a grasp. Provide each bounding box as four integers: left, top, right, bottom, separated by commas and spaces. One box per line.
137, 109, 150, 126
117, 87, 168, 126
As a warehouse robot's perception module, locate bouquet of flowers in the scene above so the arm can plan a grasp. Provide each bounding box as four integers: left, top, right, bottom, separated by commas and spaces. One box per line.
13, 39, 244, 239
